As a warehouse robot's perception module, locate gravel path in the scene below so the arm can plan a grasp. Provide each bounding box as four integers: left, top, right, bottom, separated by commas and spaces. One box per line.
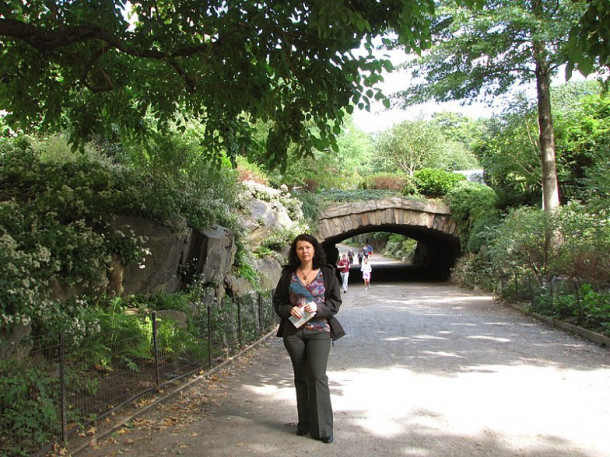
78, 256, 610, 457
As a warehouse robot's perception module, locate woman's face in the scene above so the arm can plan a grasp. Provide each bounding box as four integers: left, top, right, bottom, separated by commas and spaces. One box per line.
296, 240, 315, 265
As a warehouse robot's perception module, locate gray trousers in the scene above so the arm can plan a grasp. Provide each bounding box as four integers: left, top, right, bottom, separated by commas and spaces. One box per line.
283, 328, 333, 439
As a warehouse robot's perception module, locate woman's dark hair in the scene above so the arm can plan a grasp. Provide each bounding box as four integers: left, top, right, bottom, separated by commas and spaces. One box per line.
286, 233, 327, 271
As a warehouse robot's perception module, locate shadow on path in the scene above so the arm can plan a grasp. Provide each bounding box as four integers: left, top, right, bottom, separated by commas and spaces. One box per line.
77, 259, 610, 457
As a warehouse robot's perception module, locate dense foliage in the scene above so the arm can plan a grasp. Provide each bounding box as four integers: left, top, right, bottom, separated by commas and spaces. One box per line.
0, 0, 443, 170
412, 167, 466, 198
453, 203, 610, 335
0, 135, 239, 333
476, 83, 610, 210
2, 2, 609, 453
373, 115, 480, 176
445, 181, 498, 253
384, 233, 418, 263
394, 0, 600, 211
562, 0, 610, 76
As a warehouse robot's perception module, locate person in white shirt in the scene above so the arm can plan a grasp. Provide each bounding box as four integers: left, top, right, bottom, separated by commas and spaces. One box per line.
361, 257, 372, 290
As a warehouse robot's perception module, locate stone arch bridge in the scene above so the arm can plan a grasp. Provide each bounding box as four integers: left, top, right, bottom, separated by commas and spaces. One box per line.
315, 197, 460, 280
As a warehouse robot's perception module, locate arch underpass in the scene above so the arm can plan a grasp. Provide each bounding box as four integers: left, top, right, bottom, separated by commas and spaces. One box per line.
315, 197, 461, 280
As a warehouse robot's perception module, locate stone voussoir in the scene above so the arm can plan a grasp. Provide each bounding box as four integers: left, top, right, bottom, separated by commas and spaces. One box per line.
316, 197, 458, 242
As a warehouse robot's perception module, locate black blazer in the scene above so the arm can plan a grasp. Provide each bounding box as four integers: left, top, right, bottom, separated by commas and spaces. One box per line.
273, 265, 346, 341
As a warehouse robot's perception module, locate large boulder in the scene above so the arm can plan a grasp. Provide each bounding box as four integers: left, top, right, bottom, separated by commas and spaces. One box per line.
109, 217, 237, 295
99, 183, 299, 298
224, 256, 283, 298
111, 215, 189, 295
252, 257, 283, 291
224, 273, 254, 298
182, 225, 236, 286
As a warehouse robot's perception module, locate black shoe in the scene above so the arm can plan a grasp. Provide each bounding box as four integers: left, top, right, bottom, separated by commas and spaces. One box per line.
321, 436, 333, 443
296, 426, 309, 436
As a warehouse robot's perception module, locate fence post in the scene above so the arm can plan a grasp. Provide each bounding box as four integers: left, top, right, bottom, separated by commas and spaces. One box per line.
258, 292, 263, 333
237, 296, 242, 348
152, 312, 160, 391
59, 330, 67, 444
575, 280, 582, 325
208, 298, 214, 368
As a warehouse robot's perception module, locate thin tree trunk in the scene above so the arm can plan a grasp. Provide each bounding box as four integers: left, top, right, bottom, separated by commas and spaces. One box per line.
532, 0, 561, 212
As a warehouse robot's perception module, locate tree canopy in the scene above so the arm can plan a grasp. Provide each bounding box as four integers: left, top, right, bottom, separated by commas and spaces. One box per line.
393, 0, 592, 211
0, 0, 443, 170
373, 115, 479, 176
562, 0, 610, 77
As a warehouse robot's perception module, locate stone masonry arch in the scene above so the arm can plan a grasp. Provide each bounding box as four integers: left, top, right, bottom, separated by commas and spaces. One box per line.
315, 197, 461, 280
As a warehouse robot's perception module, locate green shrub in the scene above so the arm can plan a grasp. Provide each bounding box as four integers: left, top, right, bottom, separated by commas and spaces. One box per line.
402, 177, 419, 196
485, 207, 558, 286
71, 299, 151, 371
0, 359, 60, 456
258, 227, 302, 254
554, 203, 610, 284
578, 285, 610, 335
483, 204, 610, 288
413, 168, 466, 197
451, 252, 497, 291
384, 234, 417, 262
321, 188, 403, 202
528, 283, 610, 336
445, 181, 499, 253
290, 190, 320, 227
360, 172, 410, 191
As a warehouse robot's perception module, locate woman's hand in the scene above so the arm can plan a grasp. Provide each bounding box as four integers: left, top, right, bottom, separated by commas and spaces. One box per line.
304, 301, 317, 313
291, 306, 303, 318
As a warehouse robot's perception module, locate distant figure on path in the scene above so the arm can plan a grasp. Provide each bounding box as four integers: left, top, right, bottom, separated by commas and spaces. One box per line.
361, 257, 372, 290
337, 254, 350, 293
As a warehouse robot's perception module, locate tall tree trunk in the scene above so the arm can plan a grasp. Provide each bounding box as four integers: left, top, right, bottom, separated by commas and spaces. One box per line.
535, 52, 560, 211
532, 1, 561, 212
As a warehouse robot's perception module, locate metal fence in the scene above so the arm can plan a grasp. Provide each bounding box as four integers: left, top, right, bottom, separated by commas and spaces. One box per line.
0, 290, 277, 457
494, 271, 609, 335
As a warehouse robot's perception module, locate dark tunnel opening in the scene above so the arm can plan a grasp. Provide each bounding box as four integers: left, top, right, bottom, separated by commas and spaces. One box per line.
321, 226, 461, 283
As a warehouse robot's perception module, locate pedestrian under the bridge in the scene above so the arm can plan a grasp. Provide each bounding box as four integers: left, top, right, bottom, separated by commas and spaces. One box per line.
273, 234, 345, 444
361, 257, 372, 290
337, 254, 350, 293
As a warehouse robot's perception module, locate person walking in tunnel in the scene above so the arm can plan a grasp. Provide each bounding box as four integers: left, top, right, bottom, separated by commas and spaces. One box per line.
361, 256, 372, 290
337, 253, 350, 293
273, 234, 345, 444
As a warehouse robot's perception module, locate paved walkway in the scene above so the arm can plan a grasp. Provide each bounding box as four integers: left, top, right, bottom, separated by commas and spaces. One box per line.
78, 257, 610, 457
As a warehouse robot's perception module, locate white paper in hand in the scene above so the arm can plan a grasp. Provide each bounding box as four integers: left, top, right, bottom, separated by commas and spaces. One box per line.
288, 311, 316, 328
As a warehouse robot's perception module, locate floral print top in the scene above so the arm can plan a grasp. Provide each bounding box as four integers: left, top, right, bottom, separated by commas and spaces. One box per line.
289, 270, 331, 333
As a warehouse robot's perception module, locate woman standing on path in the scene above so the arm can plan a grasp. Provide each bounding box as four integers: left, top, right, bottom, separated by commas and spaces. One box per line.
361, 257, 372, 289
273, 234, 345, 444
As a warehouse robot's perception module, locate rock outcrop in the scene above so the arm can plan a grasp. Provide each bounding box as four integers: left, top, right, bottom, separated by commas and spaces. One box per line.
106, 181, 297, 298
237, 181, 303, 251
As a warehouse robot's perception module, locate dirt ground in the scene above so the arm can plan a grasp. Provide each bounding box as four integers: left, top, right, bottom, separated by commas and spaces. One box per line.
75, 254, 610, 457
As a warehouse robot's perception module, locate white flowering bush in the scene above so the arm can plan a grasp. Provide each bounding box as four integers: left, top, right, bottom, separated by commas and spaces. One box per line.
0, 135, 240, 336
